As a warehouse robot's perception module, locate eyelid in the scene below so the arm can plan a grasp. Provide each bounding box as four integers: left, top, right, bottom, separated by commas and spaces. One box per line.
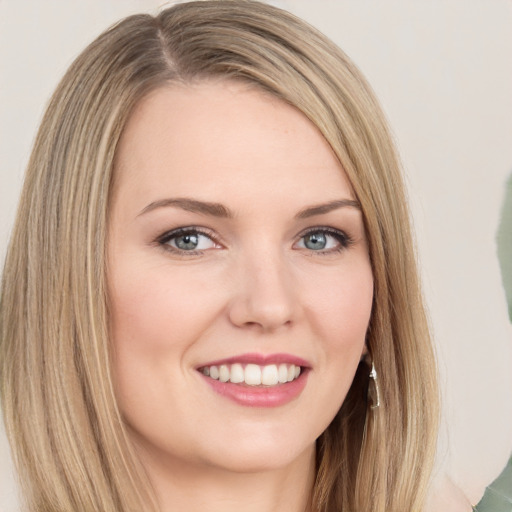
155, 225, 354, 256
156, 226, 222, 255
295, 226, 354, 252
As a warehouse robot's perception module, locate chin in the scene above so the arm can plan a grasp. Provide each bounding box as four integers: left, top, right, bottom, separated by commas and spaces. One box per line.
197, 432, 316, 474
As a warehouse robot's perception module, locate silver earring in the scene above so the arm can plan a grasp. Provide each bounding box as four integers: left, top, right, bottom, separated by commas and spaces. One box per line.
368, 362, 381, 410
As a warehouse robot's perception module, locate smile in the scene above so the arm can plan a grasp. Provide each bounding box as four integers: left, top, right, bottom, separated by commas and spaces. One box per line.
199, 363, 301, 387
197, 353, 310, 407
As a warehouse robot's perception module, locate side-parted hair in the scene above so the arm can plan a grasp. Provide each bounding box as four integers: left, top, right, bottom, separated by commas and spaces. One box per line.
0, 1, 439, 511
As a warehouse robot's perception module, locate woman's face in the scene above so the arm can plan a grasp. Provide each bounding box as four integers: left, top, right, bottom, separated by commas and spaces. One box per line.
108, 81, 373, 475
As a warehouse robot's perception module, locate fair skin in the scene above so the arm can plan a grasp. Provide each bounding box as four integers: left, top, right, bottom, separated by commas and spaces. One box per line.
426, 475, 474, 512
108, 81, 374, 512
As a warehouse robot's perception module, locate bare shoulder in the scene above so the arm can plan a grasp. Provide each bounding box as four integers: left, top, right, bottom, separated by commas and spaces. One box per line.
425, 475, 474, 512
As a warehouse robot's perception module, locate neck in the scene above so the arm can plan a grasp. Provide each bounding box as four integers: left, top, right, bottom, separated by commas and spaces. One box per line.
139, 444, 316, 512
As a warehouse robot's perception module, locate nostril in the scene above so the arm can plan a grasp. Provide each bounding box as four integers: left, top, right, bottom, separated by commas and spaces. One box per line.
227, 293, 296, 331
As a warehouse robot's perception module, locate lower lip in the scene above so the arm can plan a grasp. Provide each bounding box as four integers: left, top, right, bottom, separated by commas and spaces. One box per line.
200, 370, 309, 408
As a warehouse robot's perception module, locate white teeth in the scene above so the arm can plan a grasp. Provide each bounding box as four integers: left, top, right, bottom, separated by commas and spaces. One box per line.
200, 362, 303, 387
230, 363, 244, 383
219, 364, 230, 382
244, 364, 262, 385
210, 366, 219, 380
261, 364, 278, 386
278, 363, 288, 383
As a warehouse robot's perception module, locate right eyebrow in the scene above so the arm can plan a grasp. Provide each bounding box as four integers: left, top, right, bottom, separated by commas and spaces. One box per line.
137, 197, 233, 218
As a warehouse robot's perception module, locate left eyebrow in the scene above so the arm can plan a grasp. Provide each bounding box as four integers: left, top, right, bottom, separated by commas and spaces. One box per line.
295, 199, 361, 219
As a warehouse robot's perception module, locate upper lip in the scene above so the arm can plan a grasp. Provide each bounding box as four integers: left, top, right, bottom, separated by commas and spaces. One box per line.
197, 352, 311, 369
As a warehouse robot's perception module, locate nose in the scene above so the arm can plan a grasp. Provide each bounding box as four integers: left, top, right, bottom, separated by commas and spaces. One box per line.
227, 249, 298, 332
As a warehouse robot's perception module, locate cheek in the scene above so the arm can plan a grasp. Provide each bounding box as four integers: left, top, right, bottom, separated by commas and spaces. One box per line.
107, 260, 228, 417
107, 261, 230, 438
109, 262, 222, 355
305, 260, 373, 350
302, 260, 373, 405
329, 280, 373, 347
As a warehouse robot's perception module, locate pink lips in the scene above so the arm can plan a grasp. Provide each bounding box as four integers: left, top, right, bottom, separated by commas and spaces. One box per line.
197, 352, 310, 408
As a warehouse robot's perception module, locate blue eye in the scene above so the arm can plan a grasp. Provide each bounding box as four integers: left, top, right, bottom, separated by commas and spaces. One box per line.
303, 232, 328, 250
159, 228, 217, 253
297, 228, 351, 253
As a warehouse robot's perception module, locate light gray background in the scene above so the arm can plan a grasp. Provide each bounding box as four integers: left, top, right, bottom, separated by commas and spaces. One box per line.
1, 1, 511, 509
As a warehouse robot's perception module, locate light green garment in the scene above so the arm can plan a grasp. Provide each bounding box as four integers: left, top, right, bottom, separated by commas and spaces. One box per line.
474, 456, 512, 511
474, 173, 512, 511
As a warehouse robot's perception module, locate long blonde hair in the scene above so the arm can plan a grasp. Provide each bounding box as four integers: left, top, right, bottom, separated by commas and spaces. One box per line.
0, 2, 438, 511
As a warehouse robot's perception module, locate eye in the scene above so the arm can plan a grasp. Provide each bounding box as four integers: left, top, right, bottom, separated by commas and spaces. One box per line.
295, 228, 352, 253
158, 228, 219, 253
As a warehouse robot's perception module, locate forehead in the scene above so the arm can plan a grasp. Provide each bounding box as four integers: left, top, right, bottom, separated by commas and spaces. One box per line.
113, 80, 354, 212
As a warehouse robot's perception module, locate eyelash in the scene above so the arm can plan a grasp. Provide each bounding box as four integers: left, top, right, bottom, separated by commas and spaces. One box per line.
156, 226, 219, 256
299, 226, 354, 254
156, 226, 354, 256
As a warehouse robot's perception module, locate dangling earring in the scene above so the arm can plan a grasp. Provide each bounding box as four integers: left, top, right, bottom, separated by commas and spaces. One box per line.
368, 362, 381, 410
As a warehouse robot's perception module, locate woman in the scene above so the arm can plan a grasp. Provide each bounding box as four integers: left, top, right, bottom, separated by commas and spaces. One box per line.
0, 1, 439, 511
